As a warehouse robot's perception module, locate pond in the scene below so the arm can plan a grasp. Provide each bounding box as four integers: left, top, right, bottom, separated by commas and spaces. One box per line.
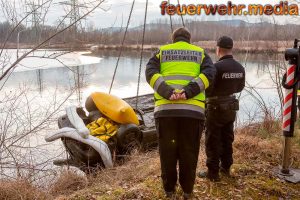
3, 49, 283, 120
0, 49, 285, 183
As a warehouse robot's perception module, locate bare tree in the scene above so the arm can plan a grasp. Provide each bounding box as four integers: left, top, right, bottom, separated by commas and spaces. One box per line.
0, 0, 105, 83
0, 0, 106, 183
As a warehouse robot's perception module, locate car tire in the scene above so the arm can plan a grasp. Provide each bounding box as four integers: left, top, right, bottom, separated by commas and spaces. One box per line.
117, 124, 142, 154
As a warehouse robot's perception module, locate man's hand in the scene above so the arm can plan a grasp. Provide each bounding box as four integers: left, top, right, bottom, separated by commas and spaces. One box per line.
169, 90, 187, 101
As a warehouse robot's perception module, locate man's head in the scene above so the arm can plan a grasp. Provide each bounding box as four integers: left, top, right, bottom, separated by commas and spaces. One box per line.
172, 27, 191, 43
216, 36, 233, 58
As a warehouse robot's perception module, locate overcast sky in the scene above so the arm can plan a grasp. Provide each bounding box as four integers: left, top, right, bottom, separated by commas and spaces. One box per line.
1, 0, 299, 28
75, 0, 300, 27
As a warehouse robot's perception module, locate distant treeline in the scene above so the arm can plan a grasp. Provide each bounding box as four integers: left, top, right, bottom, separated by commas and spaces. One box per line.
1, 19, 300, 47
103, 19, 300, 45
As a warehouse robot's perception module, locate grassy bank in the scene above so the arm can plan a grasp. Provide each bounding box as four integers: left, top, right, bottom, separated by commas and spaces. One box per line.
1, 122, 300, 200
91, 40, 294, 54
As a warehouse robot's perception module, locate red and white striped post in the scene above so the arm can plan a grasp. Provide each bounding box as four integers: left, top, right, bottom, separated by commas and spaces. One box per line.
277, 39, 300, 182
282, 64, 297, 175
283, 64, 297, 134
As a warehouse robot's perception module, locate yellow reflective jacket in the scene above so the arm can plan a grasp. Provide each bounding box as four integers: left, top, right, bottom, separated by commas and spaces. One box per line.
145, 41, 215, 119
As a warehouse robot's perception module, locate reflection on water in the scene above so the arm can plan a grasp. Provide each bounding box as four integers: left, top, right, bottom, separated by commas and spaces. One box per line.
0, 50, 283, 183
4, 51, 281, 94
1, 50, 284, 126
4, 50, 154, 101
3, 50, 283, 120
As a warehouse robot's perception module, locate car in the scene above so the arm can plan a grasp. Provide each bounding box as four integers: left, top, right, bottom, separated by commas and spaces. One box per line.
45, 93, 157, 173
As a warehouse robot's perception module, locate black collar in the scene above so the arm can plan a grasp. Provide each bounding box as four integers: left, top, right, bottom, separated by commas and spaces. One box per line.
219, 55, 233, 61
173, 37, 190, 43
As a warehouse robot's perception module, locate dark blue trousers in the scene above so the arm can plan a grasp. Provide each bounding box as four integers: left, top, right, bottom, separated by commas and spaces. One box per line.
155, 117, 203, 194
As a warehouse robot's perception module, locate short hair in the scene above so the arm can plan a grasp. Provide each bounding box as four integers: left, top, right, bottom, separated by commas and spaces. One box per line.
172, 27, 191, 43
217, 36, 233, 49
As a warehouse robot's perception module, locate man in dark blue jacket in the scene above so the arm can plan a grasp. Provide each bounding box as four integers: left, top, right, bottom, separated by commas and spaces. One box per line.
199, 36, 245, 182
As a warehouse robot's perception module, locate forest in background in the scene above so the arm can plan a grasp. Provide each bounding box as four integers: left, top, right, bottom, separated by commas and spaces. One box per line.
1, 19, 300, 48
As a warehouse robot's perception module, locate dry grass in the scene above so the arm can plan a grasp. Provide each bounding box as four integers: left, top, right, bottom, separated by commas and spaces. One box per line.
0, 179, 48, 200
1, 122, 300, 200
50, 170, 88, 197
64, 123, 300, 200
67, 150, 164, 200
0, 171, 88, 200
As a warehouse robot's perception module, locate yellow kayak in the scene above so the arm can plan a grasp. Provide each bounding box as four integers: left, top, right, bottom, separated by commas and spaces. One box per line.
91, 92, 139, 125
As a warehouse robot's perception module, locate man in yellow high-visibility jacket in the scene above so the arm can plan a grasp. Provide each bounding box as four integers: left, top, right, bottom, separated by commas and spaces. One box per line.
145, 27, 216, 199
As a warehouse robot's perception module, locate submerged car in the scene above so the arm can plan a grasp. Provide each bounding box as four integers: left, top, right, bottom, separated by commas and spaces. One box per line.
45, 93, 157, 173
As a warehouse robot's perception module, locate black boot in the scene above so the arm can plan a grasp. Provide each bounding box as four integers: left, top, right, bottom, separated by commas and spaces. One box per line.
198, 169, 220, 182
165, 191, 175, 199
183, 193, 192, 200
220, 167, 231, 177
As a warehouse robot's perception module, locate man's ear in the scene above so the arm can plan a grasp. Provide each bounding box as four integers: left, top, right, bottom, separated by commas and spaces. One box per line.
216, 47, 219, 57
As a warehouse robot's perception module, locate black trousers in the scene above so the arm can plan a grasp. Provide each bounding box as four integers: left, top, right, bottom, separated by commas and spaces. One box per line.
155, 117, 203, 194
205, 108, 236, 172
